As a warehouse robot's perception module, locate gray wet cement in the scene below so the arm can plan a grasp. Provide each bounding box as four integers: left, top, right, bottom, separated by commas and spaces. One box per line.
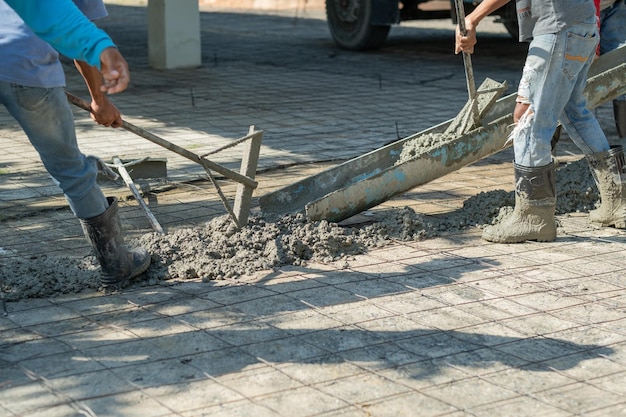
0, 158, 601, 300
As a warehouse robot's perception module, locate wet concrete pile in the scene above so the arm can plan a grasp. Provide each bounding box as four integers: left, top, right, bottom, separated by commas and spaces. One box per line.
0, 158, 598, 301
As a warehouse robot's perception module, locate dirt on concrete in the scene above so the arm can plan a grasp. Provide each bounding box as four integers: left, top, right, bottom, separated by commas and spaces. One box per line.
0, 158, 598, 302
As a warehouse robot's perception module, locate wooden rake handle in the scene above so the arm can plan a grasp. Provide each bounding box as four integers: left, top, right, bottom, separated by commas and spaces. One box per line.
453, 0, 477, 101
65, 91, 258, 189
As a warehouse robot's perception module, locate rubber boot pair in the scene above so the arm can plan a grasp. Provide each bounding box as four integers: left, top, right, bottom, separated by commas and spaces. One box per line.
483, 162, 557, 243
80, 197, 151, 289
586, 145, 626, 228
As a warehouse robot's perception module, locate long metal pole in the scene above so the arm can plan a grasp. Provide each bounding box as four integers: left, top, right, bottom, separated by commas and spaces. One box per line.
453, 0, 480, 130
65, 92, 258, 189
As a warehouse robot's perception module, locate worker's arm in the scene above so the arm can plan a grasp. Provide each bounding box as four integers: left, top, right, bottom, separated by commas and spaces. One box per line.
5, 0, 129, 94
74, 60, 123, 127
456, 0, 512, 54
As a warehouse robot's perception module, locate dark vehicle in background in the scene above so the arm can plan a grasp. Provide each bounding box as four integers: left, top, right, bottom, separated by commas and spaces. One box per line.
325, 0, 518, 50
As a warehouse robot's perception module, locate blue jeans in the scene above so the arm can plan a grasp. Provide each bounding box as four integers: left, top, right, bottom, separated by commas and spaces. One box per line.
514, 18, 610, 167
600, 0, 626, 102
0, 82, 109, 219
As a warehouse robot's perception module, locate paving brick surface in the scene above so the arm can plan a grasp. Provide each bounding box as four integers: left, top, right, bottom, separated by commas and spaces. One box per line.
1, 1, 626, 416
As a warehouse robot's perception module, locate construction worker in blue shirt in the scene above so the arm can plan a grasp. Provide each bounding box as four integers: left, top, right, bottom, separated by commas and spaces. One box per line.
0, 0, 150, 289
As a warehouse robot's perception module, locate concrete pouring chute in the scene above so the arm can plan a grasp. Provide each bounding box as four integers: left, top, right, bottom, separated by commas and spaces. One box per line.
259, 45, 626, 223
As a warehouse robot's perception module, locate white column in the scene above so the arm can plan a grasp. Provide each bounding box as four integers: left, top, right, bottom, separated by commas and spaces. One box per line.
147, 0, 201, 69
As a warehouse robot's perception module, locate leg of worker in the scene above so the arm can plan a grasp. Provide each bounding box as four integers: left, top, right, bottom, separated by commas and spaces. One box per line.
0, 83, 108, 218
513, 22, 603, 168
599, 0, 626, 138
557, 31, 610, 157
0, 82, 150, 287
551, 19, 626, 228
482, 34, 561, 243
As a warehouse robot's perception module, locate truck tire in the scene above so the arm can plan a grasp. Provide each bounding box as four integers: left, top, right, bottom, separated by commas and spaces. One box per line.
326, 0, 391, 51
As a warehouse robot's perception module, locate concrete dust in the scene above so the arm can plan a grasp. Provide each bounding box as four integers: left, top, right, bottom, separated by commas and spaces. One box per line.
0, 158, 599, 301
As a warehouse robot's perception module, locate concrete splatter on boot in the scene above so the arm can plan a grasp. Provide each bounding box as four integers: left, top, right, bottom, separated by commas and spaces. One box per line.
80, 197, 151, 289
483, 162, 557, 243
614, 100, 626, 139
587, 145, 626, 228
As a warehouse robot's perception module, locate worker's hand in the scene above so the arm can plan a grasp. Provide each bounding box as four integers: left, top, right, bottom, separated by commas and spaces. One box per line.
513, 102, 530, 124
90, 98, 123, 128
99, 47, 129, 94
455, 19, 477, 54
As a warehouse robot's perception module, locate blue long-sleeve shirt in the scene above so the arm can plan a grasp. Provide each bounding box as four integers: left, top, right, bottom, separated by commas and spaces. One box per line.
4, 0, 115, 68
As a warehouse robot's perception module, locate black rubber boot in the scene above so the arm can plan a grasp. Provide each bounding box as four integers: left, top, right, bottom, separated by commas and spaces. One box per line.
551, 124, 562, 155
482, 162, 557, 243
80, 197, 151, 289
551, 124, 562, 165
587, 145, 626, 228
614, 100, 626, 139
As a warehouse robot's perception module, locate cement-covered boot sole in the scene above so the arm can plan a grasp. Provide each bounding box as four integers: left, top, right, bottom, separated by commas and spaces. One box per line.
101, 248, 151, 291
482, 207, 556, 243
589, 209, 626, 228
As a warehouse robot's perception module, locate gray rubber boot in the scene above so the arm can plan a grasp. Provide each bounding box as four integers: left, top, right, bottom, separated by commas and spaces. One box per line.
614, 100, 626, 139
482, 162, 557, 243
587, 145, 626, 228
80, 197, 151, 289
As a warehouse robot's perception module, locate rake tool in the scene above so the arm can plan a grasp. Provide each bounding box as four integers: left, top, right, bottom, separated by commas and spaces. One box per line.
66, 91, 262, 229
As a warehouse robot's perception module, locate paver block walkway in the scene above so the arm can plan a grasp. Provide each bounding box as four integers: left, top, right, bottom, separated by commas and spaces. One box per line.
1, 2, 625, 416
